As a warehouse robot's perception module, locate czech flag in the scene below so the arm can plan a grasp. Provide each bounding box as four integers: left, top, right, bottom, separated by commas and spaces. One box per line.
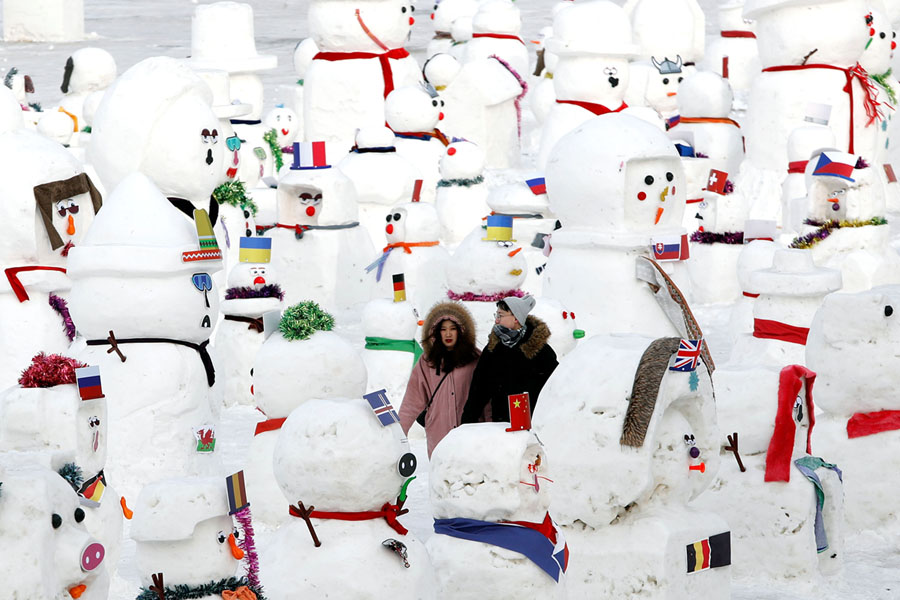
526, 177, 546, 195
239, 236, 272, 264
75, 365, 104, 400
812, 151, 856, 182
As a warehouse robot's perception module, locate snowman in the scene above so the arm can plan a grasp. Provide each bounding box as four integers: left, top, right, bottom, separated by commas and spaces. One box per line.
542, 113, 693, 339
0, 128, 103, 387
291, 38, 320, 145
4, 66, 41, 119
245, 301, 367, 528
0, 460, 107, 600
781, 125, 838, 235
626, 55, 688, 125
529, 25, 559, 128
428, 424, 567, 599
265, 141, 375, 309
445, 218, 528, 347
132, 475, 264, 600
263, 104, 300, 177
337, 126, 419, 248
624, 0, 705, 69
696, 365, 844, 583
727, 239, 780, 338
529, 297, 585, 358
427, 0, 479, 59
385, 84, 452, 205
361, 293, 423, 402
303, 0, 422, 148
216, 237, 284, 409
367, 201, 450, 311
67, 173, 221, 499
261, 396, 432, 598
461, 0, 529, 78
533, 335, 728, 599
435, 140, 489, 245
698, 1, 761, 106
57, 47, 117, 142
537, 0, 638, 170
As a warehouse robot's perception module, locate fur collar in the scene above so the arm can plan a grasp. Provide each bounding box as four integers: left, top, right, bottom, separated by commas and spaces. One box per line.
486, 315, 551, 359
421, 301, 478, 355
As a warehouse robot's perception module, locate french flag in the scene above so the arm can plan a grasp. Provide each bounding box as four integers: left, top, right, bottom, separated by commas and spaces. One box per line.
292, 141, 330, 170
812, 151, 856, 182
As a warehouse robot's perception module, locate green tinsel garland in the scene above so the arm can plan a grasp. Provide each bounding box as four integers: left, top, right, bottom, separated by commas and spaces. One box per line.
81, 126, 92, 133
790, 217, 888, 249
136, 576, 265, 600
871, 69, 897, 105
279, 300, 335, 341
262, 128, 284, 171
213, 180, 258, 217
57, 462, 84, 492
437, 175, 485, 188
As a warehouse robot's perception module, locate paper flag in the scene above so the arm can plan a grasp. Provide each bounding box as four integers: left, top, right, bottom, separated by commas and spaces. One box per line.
226, 470, 250, 515
812, 151, 856, 181
651, 234, 689, 262
365, 389, 400, 427
686, 532, 731, 573
75, 365, 104, 400
193, 425, 216, 453
483, 215, 515, 242
393, 273, 406, 302
526, 177, 546, 195
78, 470, 107, 506
292, 141, 329, 170
705, 169, 728, 195
885, 164, 897, 183
411, 179, 423, 202
239, 236, 272, 263
506, 393, 531, 431
670, 339, 702, 372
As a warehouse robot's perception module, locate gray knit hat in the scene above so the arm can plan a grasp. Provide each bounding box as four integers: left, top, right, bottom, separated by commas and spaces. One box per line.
503, 294, 536, 327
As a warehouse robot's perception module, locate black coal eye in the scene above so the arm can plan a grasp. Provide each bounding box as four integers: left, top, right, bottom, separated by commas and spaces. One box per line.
644, 175, 654, 185
881, 32, 887, 39
386, 214, 392, 222
401, 6, 407, 12
434, 4, 437, 9
411, 5, 415, 11
243, 210, 250, 218
233, 528, 241, 539
666, 172, 674, 182
74, 508, 85, 523
894, 32, 897, 38
440, 100, 445, 106
432, 100, 438, 107
886, 305, 894, 317
217, 531, 227, 544
662, 77, 669, 85
393, 212, 402, 221
52, 514, 62, 529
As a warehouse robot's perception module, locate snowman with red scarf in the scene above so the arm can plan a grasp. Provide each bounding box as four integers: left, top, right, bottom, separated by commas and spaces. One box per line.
303, 0, 422, 149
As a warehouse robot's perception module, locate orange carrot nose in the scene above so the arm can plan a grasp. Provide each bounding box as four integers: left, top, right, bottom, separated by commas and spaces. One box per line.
508, 247, 522, 257
654, 206, 664, 225
827, 197, 839, 203
69, 584, 87, 599
67, 214, 76, 235
228, 533, 244, 559
689, 462, 706, 473
120, 496, 133, 520
666, 92, 677, 97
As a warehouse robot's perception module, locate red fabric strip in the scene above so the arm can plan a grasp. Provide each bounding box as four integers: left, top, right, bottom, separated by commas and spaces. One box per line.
383, 241, 440, 254
675, 116, 741, 128
765, 365, 817, 482
275, 223, 311, 236
503, 512, 557, 544
472, 32, 526, 45
720, 30, 756, 38
4, 266, 67, 303
254, 417, 286, 436
742, 291, 760, 298
846, 410, 900, 438
752, 318, 810, 345
555, 99, 628, 116
686, 197, 704, 204
290, 502, 408, 535
313, 48, 410, 98
788, 160, 808, 174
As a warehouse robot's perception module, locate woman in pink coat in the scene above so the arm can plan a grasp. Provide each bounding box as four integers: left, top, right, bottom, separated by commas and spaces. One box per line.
399, 301, 481, 457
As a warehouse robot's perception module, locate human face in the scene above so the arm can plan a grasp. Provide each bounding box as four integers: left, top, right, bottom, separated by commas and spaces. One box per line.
494, 308, 519, 329
440, 320, 458, 349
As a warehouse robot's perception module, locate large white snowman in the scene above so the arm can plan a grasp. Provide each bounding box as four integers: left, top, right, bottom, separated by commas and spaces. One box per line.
67, 173, 221, 500
461, 0, 529, 78
428, 424, 567, 599
435, 140, 490, 246
261, 397, 433, 598
57, 47, 117, 138
303, 0, 423, 148
361, 296, 422, 402
0, 128, 102, 388
698, 1, 761, 105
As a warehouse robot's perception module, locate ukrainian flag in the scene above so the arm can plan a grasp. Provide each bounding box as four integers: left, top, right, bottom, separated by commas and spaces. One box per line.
239, 237, 272, 263
483, 215, 515, 242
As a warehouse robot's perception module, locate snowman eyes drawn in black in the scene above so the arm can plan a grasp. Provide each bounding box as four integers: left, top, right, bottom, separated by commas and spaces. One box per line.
496, 241, 514, 248
386, 212, 403, 222
398, 452, 417, 477
666, 172, 674, 182
201, 129, 219, 144
217, 530, 228, 544
644, 175, 654, 185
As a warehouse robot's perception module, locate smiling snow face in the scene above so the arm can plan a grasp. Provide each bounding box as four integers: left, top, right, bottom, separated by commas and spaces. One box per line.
264, 106, 299, 148
385, 86, 444, 133
227, 261, 279, 290
624, 156, 684, 230
309, 0, 415, 51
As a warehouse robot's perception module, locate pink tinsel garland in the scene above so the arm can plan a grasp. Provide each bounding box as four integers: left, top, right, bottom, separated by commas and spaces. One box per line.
489, 55, 528, 139
447, 288, 525, 302
48, 293, 76, 341
234, 506, 261, 589
18, 352, 87, 388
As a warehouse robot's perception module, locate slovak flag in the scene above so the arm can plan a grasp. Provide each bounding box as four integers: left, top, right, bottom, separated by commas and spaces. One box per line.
526, 177, 547, 195
812, 151, 856, 182
705, 169, 728, 195
291, 141, 330, 170
670, 339, 702, 372
651, 234, 689, 262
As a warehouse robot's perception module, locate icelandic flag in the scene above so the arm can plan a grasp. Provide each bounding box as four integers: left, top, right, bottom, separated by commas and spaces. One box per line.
291, 141, 330, 170
812, 151, 856, 182
365, 389, 400, 427
75, 365, 104, 400
433, 514, 569, 582
670, 339, 702, 372
239, 236, 272, 263
526, 177, 547, 195
651, 236, 681, 261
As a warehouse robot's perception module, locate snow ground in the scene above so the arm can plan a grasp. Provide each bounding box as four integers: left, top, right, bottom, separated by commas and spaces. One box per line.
2, 1, 900, 599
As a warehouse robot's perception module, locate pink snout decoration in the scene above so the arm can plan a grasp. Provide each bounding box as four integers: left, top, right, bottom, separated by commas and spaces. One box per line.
81, 542, 105, 572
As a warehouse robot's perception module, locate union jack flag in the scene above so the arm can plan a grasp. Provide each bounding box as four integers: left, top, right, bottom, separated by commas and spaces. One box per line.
670, 339, 702, 372
364, 389, 400, 427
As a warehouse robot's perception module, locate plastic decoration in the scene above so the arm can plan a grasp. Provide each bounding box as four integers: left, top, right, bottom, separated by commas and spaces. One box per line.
489, 54, 528, 139
224, 284, 285, 301
262, 129, 284, 171
213, 180, 259, 216
278, 301, 335, 341
690, 230, 744, 245
18, 352, 87, 388
48, 293, 76, 341
790, 217, 888, 249
382, 538, 411, 568
436, 175, 485, 188
871, 69, 897, 104
137, 577, 265, 600
57, 463, 84, 492
447, 288, 525, 302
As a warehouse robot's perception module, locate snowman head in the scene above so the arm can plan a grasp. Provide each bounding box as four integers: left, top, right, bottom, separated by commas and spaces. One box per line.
385, 85, 444, 133
74, 396, 107, 477
277, 155, 359, 225
61, 48, 117, 96
423, 53, 462, 90
227, 261, 278, 290
432, 0, 480, 33
860, 8, 896, 75
529, 298, 584, 358
763, 366, 815, 482
293, 38, 320, 78
440, 141, 485, 180
677, 71, 732, 118
264, 105, 299, 148
132, 477, 242, 588
446, 226, 527, 294
36, 111, 75, 146
385, 202, 441, 244
363, 297, 420, 339
215, 120, 242, 181
431, 424, 551, 522
280, 183, 323, 226
645, 56, 685, 115
5, 68, 35, 103
472, 0, 521, 35
557, 56, 631, 105
647, 407, 704, 504
805, 151, 884, 221
309, 0, 415, 52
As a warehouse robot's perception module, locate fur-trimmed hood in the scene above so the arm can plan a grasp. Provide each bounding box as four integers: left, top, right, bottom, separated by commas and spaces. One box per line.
421, 301, 477, 355
486, 315, 551, 359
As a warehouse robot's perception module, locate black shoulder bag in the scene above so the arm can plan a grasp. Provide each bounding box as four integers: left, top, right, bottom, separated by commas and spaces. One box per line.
416, 371, 450, 426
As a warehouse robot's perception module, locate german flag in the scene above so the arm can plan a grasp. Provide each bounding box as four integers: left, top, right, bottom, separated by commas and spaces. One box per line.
78, 470, 107, 506
392, 273, 406, 303
686, 531, 731, 573
226, 470, 249, 515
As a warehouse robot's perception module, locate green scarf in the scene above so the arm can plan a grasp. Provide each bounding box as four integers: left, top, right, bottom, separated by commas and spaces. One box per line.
365, 336, 423, 365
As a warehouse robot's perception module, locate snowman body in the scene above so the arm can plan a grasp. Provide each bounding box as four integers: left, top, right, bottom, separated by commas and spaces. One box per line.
699, 2, 761, 104
435, 141, 489, 246
461, 0, 529, 77
361, 299, 420, 403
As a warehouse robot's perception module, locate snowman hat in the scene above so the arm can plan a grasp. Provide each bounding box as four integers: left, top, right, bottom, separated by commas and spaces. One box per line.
749, 249, 842, 297
546, 0, 640, 58
472, 0, 521, 35
188, 1, 277, 74
764, 365, 816, 482
354, 126, 396, 150
195, 69, 252, 119
743, 0, 842, 19
131, 476, 230, 541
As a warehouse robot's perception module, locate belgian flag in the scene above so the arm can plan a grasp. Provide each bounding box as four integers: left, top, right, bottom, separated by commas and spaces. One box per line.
686, 531, 731, 573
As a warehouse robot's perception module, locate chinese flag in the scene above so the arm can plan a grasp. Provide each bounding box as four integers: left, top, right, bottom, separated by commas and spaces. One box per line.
506, 393, 532, 431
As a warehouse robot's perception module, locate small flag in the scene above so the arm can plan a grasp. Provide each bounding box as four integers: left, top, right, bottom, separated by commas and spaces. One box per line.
885, 164, 897, 183
670, 339, 702, 372
239, 236, 272, 263
194, 425, 216, 452
226, 470, 250, 515
182, 209, 222, 262
483, 214, 515, 242
392, 273, 406, 302
291, 141, 329, 170
705, 169, 728, 195
686, 532, 731, 573
75, 365, 104, 400
651, 235, 688, 262
812, 151, 856, 182
365, 389, 400, 427
506, 393, 531, 431
411, 179, 423, 202
526, 177, 546, 195
78, 470, 107, 506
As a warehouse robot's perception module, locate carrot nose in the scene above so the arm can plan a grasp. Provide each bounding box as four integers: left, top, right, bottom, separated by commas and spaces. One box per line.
827, 197, 839, 203
654, 206, 664, 225
120, 496, 133, 520
666, 92, 677, 97
689, 463, 706, 473
67, 214, 76, 235
508, 247, 522, 257
228, 533, 244, 559
69, 585, 87, 599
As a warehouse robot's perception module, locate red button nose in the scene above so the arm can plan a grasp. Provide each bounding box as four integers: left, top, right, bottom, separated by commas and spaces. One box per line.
447, 147, 456, 156
306, 206, 316, 216
386, 224, 394, 234
409, 17, 415, 25
893, 41, 897, 50
253, 276, 266, 285
430, 13, 434, 20
438, 112, 444, 120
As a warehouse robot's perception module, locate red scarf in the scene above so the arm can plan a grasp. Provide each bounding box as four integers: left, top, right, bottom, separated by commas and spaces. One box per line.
472, 32, 525, 45
313, 48, 411, 99
254, 417, 287, 436
720, 30, 756, 38
289, 501, 409, 535
764, 365, 816, 482
274, 223, 311, 236
503, 512, 558, 544
752, 318, 810, 345
787, 160, 808, 174
555, 99, 628, 116
5, 265, 67, 302
761, 63, 882, 154
846, 410, 900, 438
672, 116, 741, 128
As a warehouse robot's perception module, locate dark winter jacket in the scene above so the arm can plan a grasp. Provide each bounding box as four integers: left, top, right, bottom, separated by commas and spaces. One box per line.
461, 315, 558, 424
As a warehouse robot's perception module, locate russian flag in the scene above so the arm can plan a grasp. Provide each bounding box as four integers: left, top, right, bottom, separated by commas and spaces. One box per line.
812, 151, 856, 182
526, 177, 546, 195
75, 365, 104, 400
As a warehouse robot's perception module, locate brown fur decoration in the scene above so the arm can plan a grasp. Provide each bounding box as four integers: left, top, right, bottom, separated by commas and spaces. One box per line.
620, 337, 682, 448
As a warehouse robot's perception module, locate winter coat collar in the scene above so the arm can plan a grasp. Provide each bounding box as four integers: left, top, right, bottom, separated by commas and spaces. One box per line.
421, 301, 478, 355
486, 315, 551, 359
